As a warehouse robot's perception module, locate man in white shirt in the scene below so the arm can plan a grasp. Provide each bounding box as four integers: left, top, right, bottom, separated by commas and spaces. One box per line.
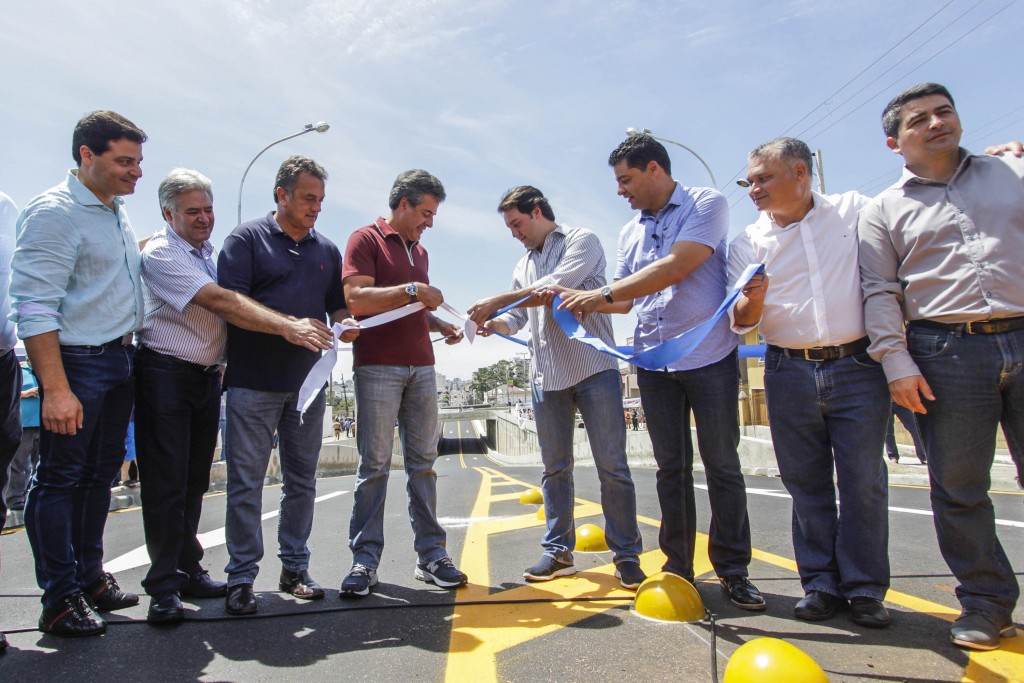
728, 137, 892, 628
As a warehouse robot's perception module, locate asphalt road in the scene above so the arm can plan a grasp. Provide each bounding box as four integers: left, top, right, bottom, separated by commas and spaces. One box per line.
0, 420, 1021, 682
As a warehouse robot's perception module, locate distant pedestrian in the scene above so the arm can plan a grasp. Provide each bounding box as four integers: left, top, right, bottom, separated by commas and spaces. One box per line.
333, 418, 342, 440
3, 358, 39, 514
630, 409, 639, 431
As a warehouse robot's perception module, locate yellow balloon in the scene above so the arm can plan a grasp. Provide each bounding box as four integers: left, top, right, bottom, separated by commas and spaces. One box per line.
633, 572, 705, 623
575, 523, 610, 552
724, 638, 829, 683
536, 506, 546, 520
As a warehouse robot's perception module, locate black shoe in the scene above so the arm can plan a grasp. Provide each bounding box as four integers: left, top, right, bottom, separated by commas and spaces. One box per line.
849, 597, 891, 628
147, 592, 184, 624
181, 568, 227, 599
39, 592, 106, 637
614, 561, 647, 590
950, 610, 1017, 651
720, 575, 767, 611
279, 567, 325, 600
84, 572, 139, 612
225, 583, 257, 615
0, 631, 7, 653
794, 590, 846, 621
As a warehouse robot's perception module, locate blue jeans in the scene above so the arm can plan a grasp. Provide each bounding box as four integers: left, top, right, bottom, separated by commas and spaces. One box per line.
764, 349, 891, 600
885, 401, 927, 462
349, 365, 446, 568
532, 369, 642, 564
907, 325, 1023, 621
223, 386, 325, 586
135, 348, 221, 596
25, 342, 135, 607
636, 350, 751, 580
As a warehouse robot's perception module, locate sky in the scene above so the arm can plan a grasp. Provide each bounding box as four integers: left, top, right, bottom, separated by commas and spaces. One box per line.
2, 0, 1022, 381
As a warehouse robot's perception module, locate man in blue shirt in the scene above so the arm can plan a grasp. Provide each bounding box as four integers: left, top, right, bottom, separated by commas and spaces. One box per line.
559, 133, 764, 611
218, 156, 356, 615
10, 111, 146, 638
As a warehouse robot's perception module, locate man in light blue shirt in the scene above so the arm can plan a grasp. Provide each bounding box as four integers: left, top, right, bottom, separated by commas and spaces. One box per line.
10, 110, 147, 638
560, 133, 763, 612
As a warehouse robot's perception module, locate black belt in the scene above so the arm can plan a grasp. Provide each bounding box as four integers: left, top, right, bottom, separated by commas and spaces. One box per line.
768, 336, 870, 362
66, 334, 134, 350
908, 315, 1024, 335
138, 346, 222, 374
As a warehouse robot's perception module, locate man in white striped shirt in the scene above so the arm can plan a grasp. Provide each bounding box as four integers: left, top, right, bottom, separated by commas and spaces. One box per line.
468, 186, 645, 589
136, 168, 334, 624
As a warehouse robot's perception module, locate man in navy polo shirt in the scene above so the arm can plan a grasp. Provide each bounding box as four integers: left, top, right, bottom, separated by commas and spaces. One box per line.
339, 169, 466, 597
217, 156, 357, 615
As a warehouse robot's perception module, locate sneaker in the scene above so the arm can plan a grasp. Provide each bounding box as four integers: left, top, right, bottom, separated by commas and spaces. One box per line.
340, 564, 378, 598
39, 591, 106, 637
415, 556, 468, 588
614, 561, 647, 590
84, 572, 139, 612
523, 555, 577, 582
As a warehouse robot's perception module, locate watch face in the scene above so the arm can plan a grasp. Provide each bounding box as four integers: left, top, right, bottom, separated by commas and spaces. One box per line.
406, 283, 418, 297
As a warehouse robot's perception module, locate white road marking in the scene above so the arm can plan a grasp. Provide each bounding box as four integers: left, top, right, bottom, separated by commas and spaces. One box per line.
698, 484, 1024, 529
104, 491, 349, 573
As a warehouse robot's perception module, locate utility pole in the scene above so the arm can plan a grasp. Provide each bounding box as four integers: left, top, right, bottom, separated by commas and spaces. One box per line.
814, 149, 826, 194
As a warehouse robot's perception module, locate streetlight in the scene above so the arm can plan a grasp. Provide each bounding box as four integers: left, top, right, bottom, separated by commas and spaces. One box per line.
236, 121, 330, 224
626, 127, 718, 189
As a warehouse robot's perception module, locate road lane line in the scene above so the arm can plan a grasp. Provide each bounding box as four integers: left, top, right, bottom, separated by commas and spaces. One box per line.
103, 490, 348, 573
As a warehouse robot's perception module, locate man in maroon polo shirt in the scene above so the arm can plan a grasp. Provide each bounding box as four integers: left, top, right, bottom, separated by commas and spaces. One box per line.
339, 169, 465, 597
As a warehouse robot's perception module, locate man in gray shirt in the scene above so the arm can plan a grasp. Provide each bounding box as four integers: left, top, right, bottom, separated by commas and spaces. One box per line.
468, 186, 645, 588
859, 82, 1024, 651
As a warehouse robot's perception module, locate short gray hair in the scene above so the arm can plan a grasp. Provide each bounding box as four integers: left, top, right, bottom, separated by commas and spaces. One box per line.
748, 137, 814, 176
388, 169, 446, 211
274, 155, 328, 203
158, 168, 213, 216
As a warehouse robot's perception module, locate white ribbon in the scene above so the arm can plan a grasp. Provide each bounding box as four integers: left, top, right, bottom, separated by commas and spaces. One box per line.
296, 302, 425, 414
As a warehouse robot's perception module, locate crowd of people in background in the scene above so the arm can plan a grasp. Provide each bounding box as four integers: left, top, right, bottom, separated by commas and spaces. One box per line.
0, 80, 1021, 656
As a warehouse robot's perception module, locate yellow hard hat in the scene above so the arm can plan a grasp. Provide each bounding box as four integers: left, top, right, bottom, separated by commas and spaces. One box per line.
575, 523, 609, 552
536, 506, 546, 520
723, 638, 829, 683
519, 488, 543, 505
633, 572, 705, 623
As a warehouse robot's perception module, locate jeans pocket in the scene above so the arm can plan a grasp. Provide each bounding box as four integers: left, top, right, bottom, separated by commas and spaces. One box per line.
764, 349, 783, 373
850, 352, 881, 368
907, 329, 953, 360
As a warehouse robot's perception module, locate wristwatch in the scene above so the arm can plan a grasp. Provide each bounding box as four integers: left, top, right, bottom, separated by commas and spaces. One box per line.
600, 285, 614, 304
405, 282, 419, 301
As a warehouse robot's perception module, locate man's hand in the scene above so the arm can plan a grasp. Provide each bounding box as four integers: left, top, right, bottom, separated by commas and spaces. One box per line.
416, 284, 445, 311
741, 272, 769, 304
338, 318, 360, 343
42, 386, 84, 435
21, 387, 39, 399
282, 318, 334, 351
984, 141, 1024, 157
558, 288, 604, 321
477, 319, 511, 338
889, 375, 935, 414
467, 294, 523, 327
434, 318, 464, 345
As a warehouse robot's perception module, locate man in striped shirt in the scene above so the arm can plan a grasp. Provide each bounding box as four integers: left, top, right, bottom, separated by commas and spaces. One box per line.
136, 168, 336, 624
469, 186, 645, 588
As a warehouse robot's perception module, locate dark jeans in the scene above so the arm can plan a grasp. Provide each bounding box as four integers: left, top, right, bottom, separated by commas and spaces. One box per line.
885, 401, 927, 462
636, 350, 751, 580
908, 325, 1023, 622
764, 349, 891, 600
134, 347, 221, 596
4, 427, 39, 511
0, 350, 22, 528
25, 342, 134, 607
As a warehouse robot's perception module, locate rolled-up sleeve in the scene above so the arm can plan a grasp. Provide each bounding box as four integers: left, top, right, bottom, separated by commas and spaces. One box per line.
10, 203, 80, 339
858, 201, 919, 382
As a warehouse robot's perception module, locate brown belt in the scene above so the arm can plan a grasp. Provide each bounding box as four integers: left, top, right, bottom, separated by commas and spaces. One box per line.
767, 336, 870, 362
908, 315, 1024, 335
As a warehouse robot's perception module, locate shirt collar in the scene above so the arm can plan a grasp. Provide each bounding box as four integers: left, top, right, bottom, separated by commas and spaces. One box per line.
895, 147, 975, 189
531, 223, 565, 255
162, 224, 214, 258
268, 211, 319, 242
67, 169, 124, 209
373, 216, 418, 248
640, 182, 685, 221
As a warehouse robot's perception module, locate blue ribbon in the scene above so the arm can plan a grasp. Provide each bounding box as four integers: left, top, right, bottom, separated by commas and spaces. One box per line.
550, 263, 765, 371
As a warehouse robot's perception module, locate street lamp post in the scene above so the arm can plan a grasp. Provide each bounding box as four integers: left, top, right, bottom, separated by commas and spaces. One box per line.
626, 127, 718, 189
237, 121, 330, 225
